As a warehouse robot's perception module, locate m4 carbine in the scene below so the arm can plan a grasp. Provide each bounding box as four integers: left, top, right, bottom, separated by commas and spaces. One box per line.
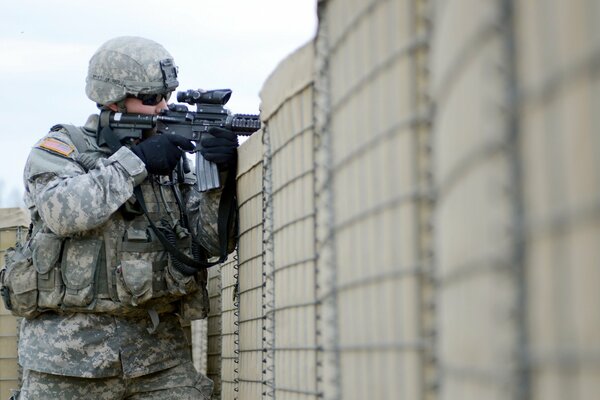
99, 89, 261, 191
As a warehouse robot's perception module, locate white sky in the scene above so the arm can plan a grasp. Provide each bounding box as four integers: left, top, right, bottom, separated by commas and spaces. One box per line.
0, 0, 318, 207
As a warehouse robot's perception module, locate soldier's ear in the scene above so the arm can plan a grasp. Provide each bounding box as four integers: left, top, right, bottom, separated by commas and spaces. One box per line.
106, 103, 119, 112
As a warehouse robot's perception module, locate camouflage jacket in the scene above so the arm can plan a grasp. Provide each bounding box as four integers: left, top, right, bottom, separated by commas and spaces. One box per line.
18, 114, 235, 378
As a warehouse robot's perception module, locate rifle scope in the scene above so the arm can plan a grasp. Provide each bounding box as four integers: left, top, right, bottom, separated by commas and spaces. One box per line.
177, 89, 232, 105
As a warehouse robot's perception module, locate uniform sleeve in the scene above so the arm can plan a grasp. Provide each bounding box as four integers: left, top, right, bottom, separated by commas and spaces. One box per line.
184, 171, 238, 257
25, 131, 147, 236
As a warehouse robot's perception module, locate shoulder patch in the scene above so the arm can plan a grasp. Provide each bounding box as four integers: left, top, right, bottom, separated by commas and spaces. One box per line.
37, 138, 75, 158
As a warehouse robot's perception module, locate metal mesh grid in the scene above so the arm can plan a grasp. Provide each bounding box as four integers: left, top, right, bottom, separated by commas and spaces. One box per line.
262, 122, 277, 399
314, 4, 340, 399
207, 263, 223, 399
236, 130, 266, 400
516, 1, 600, 399
271, 95, 318, 399
318, 0, 434, 398
220, 254, 240, 399
432, 0, 524, 399
261, 43, 318, 399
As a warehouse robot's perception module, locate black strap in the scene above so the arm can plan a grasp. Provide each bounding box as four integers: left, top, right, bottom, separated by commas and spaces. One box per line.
133, 185, 217, 272
53, 124, 89, 154
217, 169, 237, 262
100, 125, 223, 273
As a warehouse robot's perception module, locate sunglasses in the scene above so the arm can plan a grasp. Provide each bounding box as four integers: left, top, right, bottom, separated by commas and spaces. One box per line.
128, 92, 172, 106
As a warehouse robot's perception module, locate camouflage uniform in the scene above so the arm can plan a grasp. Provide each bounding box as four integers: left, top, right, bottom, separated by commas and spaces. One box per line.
20, 360, 213, 399
13, 36, 236, 400
17, 112, 231, 399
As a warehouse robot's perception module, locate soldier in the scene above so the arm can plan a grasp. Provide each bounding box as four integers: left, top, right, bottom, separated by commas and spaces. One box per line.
15, 36, 237, 399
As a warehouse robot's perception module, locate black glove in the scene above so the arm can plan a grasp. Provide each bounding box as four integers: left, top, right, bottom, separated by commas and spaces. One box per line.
199, 126, 238, 170
131, 134, 195, 176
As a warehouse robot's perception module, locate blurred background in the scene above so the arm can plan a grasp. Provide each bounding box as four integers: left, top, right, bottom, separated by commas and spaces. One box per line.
0, 0, 317, 207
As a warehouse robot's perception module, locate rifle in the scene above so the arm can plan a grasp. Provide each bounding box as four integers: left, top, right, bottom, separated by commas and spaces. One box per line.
98, 89, 260, 191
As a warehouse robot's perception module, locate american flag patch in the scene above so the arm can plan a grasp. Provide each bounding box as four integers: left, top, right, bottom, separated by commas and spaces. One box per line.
38, 138, 75, 157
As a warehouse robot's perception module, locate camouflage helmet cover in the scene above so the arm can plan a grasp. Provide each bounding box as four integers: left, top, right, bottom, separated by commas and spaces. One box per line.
85, 36, 179, 105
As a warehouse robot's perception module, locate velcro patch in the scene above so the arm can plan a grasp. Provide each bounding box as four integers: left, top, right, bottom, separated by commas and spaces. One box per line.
38, 138, 75, 157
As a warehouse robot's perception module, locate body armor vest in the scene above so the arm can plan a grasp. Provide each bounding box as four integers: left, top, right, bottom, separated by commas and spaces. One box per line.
1, 124, 209, 321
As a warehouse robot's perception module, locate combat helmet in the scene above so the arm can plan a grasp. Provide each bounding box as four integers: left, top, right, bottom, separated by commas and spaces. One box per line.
85, 36, 179, 106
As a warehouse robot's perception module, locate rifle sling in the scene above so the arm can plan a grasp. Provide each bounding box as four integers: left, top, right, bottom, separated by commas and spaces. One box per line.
133, 186, 217, 272
217, 168, 235, 262
100, 125, 223, 273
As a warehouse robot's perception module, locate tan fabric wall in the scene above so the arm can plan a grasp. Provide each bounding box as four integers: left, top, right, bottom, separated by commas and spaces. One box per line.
220, 254, 239, 399
196, 1, 600, 399
205, 253, 242, 399
261, 41, 318, 399
206, 263, 224, 399
236, 129, 265, 399
432, 1, 523, 399
202, 123, 268, 400
516, 1, 600, 399
316, 0, 434, 399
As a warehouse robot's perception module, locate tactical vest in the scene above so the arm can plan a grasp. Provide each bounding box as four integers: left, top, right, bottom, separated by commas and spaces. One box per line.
1, 124, 210, 322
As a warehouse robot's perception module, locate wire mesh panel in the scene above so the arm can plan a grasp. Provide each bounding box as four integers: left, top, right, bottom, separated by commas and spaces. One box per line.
260, 41, 319, 400
236, 129, 265, 400
0, 315, 19, 400
220, 254, 240, 399
431, 0, 523, 399
201, 2, 600, 399
262, 123, 276, 399
316, 0, 434, 398
516, 1, 600, 399
207, 263, 224, 399
314, 3, 339, 399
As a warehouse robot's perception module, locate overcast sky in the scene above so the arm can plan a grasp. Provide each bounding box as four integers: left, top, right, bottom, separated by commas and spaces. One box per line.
0, 0, 317, 207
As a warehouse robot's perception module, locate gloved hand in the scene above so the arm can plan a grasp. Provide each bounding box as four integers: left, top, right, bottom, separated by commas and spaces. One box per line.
130, 134, 195, 176
199, 126, 238, 170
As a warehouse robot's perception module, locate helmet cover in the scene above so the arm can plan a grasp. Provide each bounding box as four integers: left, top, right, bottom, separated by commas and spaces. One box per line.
85, 36, 178, 105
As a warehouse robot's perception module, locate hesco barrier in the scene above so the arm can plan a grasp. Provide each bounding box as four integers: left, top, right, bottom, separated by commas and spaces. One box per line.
219, 254, 239, 400
431, 0, 522, 399
0, 208, 29, 400
192, 1, 600, 399
432, 0, 600, 399
515, 2, 600, 399
205, 262, 223, 398
235, 129, 265, 399
316, 0, 434, 399
262, 40, 318, 400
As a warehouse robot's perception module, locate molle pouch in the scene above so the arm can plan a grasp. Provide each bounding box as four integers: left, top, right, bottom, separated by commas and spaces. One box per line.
116, 227, 159, 306
61, 238, 103, 308
32, 232, 64, 309
164, 236, 197, 296
165, 259, 198, 296
179, 283, 209, 322
116, 259, 153, 306
1, 244, 39, 319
